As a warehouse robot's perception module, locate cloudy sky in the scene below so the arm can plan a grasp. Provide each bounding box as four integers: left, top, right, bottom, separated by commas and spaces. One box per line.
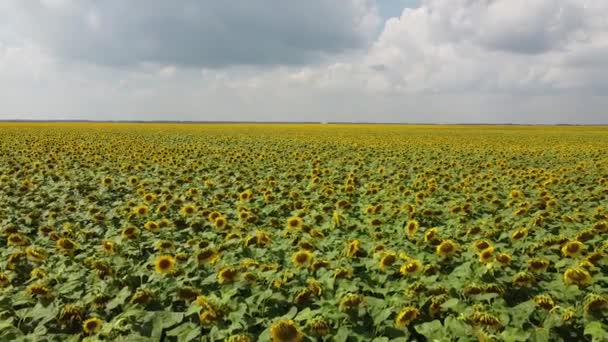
1, 0, 607, 124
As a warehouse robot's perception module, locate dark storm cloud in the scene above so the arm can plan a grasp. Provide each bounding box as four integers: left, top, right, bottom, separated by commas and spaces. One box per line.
12, 0, 377, 68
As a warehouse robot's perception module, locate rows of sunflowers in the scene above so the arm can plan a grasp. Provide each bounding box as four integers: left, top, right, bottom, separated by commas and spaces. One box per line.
1, 123, 607, 341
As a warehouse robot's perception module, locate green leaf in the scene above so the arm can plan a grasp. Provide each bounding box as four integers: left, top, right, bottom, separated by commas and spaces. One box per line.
334, 326, 351, 342
150, 311, 184, 339
106, 287, 131, 311
500, 327, 531, 342
584, 321, 608, 342
166, 322, 200, 342
415, 320, 447, 341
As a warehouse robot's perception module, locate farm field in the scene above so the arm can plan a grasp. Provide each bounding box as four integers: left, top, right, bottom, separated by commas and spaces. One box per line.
1, 123, 607, 341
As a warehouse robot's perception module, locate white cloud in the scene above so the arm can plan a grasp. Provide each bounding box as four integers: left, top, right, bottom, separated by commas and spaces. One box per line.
1, 0, 608, 123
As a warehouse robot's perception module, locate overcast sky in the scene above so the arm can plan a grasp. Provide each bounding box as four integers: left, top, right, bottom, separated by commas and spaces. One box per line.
1, 0, 607, 124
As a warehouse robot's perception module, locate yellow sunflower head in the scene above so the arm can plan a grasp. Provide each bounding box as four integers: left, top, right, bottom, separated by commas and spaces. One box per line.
239, 189, 253, 202
25, 246, 46, 262
495, 252, 512, 266
527, 258, 550, 273
144, 220, 160, 232
180, 204, 196, 216
561, 240, 585, 258
143, 192, 157, 203
379, 253, 397, 271
424, 228, 439, 243
346, 240, 364, 258
400, 259, 423, 276
511, 228, 528, 241
472, 240, 493, 254
133, 205, 149, 216
214, 216, 228, 229
82, 317, 104, 335
534, 294, 555, 310
395, 307, 420, 328
121, 226, 139, 240
7, 233, 29, 246
101, 177, 113, 186
56, 238, 78, 254
436, 240, 458, 258
292, 250, 313, 267
218, 267, 238, 284
478, 247, 494, 263
154, 255, 176, 274
563, 267, 592, 286
101, 241, 115, 254
405, 219, 420, 237
270, 319, 303, 342
286, 216, 303, 230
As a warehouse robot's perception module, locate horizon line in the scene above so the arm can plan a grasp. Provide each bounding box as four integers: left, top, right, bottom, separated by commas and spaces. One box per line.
0, 119, 607, 126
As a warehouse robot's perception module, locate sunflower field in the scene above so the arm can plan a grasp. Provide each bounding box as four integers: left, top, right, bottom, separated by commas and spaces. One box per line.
1, 123, 608, 341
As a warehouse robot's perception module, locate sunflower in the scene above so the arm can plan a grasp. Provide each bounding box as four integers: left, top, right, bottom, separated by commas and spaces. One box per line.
270, 320, 303, 342
227, 334, 253, 342
292, 250, 313, 267
472, 240, 492, 254
26, 282, 52, 298
400, 259, 423, 276
379, 253, 397, 271
286, 216, 303, 230
561, 240, 585, 258
563, 267, 592, 286
59, 303, 85, 326
7, 233, 28, 246
0, 273, 10, 287
180, 204, 196, 216
143, 192, 157, 203
154, 255, 176, 274
513, 271, 535, 287
218, 267, 238, 284
154, 240, 175, 252
101, 177, 113, 186
56, 238, 78, 254
511, 228, 528, 241
405, 219, 420, 237
88, 238, 107, 253
144, 220, 160, 233
346, 240, 364, 258
25, 246, 46, 262
395, 307, 420, 328
82, 317, 103, 335
121, 226, 139, 240
256, 230, 272, 246
424, 228, 439, 243
583, 293, 608, 314
470, 311, 502, 328
239, 189, 253, 201
527, 258, 550, 273
130, 289, 154, 305
478, 247, 494, 263
128, 176, 139, 185
133, 205, 149, 216
339, 293, 364, 312
495, 252, 512, 266
306, 317, 331, 337
196, 248, 219, 264
534, 294, 555, 310
309, 229, 325, 239
311, 259, 330, 272
214, 216, 228, 230
176, 286, 201, 302
155, 202, 170, 214
30, 268, 47, 279
436, 240, 458, 258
